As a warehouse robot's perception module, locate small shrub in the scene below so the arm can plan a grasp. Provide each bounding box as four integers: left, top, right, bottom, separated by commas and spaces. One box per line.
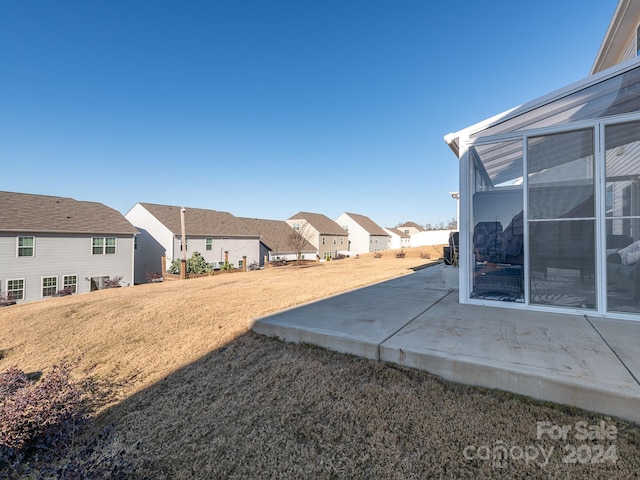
0, 364, 87, 467
0, 365, 136, 478
103, 276, 123, 289
0, 290, 16, 307
247, 261, 260, 271
168, 252, 213, 275
420, 252, 431, 259
145, 271, 163, 283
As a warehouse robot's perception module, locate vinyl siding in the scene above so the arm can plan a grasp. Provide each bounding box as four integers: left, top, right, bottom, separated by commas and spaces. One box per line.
178, 236, 261, 268
0, 233, 134, 303
125, 203, 175, 283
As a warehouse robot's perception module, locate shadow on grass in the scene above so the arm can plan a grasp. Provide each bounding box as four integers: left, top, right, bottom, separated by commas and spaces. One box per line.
93, 332, 640, 480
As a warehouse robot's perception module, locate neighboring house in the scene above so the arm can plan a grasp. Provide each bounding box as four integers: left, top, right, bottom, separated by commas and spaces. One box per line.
398, 221, 424, 236
384, 227, 411, 250
444, 0, 640, 320
238, 217, 316, 262
286, 212, 348, 260
336, 212, 389, 254
0, 191, 136, 303
125, 203, 261, 283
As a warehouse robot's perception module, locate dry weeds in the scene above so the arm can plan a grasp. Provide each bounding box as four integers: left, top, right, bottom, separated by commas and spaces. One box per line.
1, 245, 639, 478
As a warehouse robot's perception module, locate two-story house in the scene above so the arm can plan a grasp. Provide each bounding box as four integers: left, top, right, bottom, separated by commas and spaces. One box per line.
286, 212, 349, 260
0, 191, 136, 303
238, 217, 317, 262
126, 203, 262, 283
397, 221, 425, 236
384, 227, 411, 250
336, 212, 389, 254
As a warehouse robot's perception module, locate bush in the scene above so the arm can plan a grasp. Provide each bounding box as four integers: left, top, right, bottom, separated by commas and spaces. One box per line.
0, 365, 136, 478
168, 252, 213, 275
0, 364, 87, 467
103, 276, 123, 289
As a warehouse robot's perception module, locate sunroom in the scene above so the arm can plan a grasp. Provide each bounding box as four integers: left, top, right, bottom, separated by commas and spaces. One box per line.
445, 56, 640, 320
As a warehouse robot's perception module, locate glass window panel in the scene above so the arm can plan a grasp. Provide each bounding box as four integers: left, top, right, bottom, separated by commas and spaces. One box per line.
105, 237, 116, 254
470, 139, 524, 301
18, 236, 34, 257
528, 129, 595, 219
606, 219, 640, 313
92, 237, 104, 255
8, 279, 24, 300
63, 275, 77, 294
42, 277, 57, 296
605, 121, 640, 219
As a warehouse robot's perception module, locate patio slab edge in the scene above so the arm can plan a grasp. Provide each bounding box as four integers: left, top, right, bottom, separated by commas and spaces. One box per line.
378, 344, 640, 425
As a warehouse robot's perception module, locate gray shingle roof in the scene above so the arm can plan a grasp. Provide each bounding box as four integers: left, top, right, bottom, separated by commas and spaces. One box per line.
385, 227, 410, 238
139, 203, 258, 237
0, 191, 137, 235
399, 221, 425, 231
288, 211, 348, 236
239, 218, 316, 254
343, 212, 387, 236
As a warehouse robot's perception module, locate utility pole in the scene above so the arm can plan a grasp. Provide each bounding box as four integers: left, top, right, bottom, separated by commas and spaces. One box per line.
180, 207, 187, 279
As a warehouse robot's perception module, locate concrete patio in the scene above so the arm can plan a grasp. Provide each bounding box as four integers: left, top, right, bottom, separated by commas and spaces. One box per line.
251, 263, 640, 424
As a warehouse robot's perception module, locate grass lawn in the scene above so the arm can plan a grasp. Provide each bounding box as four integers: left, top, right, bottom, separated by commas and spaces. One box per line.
1, 247, 639, 478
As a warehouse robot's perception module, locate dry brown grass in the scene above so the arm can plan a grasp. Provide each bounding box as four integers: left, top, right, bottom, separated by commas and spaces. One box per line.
2, 245, 639, 479
0, 247, 441, 406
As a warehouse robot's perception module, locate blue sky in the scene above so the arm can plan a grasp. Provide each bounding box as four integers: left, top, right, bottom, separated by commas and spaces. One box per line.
0, 1, 617, 228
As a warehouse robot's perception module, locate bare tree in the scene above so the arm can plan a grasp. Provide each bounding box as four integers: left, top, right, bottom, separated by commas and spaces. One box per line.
287, 221, 313, 265
446, 217, 458, 230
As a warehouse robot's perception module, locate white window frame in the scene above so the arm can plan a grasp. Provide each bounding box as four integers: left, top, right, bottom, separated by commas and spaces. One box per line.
17, 236, 35, 257
92, 237, 117, 255
42, 276, 58, 297
206, 238, 213, 251
7, 278, 25, 300
63, 274, 78, 294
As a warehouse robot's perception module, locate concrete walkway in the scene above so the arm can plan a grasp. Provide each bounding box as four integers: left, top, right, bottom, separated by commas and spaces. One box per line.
250, 264, 640, 424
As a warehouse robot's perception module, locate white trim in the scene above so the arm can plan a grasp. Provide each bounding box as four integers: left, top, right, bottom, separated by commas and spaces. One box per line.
63, 274, 78, 293
7, 278, 25, 300
16, 235, 35, 258
41, 275, 58, 298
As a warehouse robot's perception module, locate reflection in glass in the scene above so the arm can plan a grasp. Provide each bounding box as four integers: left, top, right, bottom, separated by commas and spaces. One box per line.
605, 121, 640, 313
470, 140, 524, 301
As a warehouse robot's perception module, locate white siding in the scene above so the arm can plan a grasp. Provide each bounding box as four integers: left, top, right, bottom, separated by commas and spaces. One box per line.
335, 213, 388, 254
0, 233, 134, 303
180, 236, 261, 268
125, 203, 175, 283
411, 229, 454, 247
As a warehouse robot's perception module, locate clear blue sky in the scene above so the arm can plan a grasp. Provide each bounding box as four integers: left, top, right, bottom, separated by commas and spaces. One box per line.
0, 1, 617, 228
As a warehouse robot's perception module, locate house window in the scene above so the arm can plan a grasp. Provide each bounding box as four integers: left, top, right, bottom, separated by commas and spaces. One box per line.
341, 238, 343, 245
63, 275, 77, 294
333, 238, 336, 245
7, 279, 24, 300
92, 237, 117, 255
322, 237, 325, 245
206, 238, 213, 251
17, 236, 34, 257
293, 223, 300, 231
179, 238, 189, 252
42, 276, 57, 297
134, 236, 138, 250
238, 259, 244, 268
105, 237, 116, 254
